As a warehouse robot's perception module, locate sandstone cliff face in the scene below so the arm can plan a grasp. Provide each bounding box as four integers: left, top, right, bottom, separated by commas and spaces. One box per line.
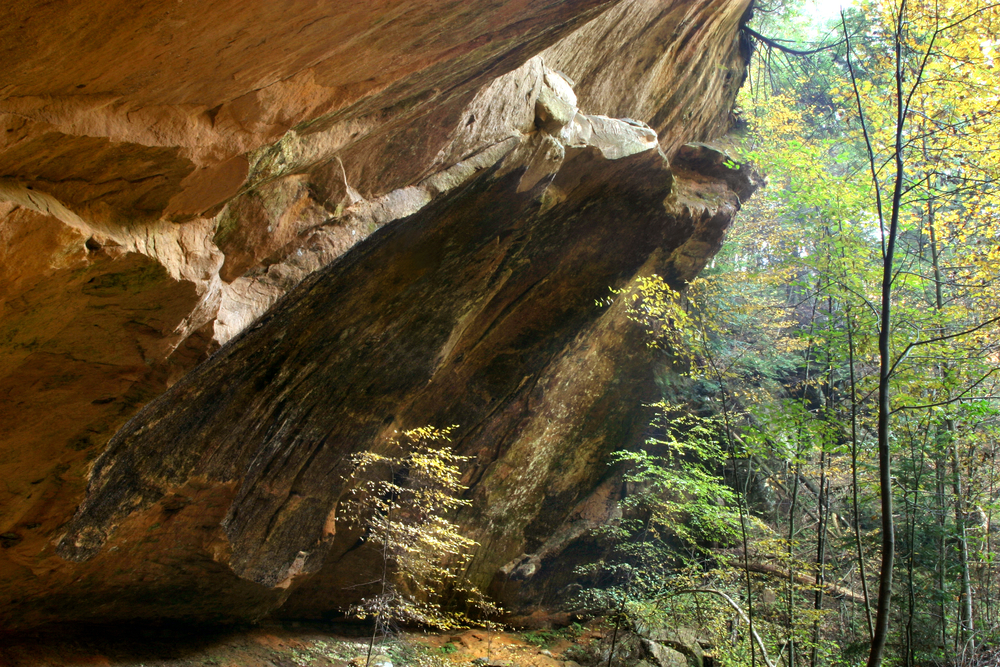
0, 0, 756, 627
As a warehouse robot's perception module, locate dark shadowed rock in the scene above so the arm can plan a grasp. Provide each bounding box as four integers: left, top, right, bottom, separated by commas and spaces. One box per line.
0, 0, 757, 627
53, 117, 758, 622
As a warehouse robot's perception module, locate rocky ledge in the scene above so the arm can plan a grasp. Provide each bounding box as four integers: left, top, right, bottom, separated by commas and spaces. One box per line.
0, 0, 756, 628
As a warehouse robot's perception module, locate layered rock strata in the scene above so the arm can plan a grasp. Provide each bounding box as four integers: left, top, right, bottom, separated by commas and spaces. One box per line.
0, 0, 755, 627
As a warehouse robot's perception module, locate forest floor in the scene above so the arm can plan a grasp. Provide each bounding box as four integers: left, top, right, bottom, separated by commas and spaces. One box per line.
0, 621, 599, 667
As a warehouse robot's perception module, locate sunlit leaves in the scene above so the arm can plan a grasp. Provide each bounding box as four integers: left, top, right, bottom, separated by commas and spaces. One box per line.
342, 427, 494, 632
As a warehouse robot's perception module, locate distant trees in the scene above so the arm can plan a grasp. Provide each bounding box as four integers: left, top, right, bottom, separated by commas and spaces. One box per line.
338, 4, 999, 665
835, 3, 1000, 662
591, 1, 1000, 665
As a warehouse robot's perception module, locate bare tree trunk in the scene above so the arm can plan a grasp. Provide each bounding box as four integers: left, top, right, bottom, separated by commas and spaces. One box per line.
811, 467, 828, 667
847, 312, 875, 640
952, 441, 975, 651
936, 463, 950, 663
788, 460, 800, 667
986, 445, 997, 633
368, 503, 394, 667
927, 153, 975, 655
844, 3, 911, 661
903, 433, 927, 667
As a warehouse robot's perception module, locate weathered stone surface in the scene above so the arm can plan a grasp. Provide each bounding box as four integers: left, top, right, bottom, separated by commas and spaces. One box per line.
0, 0, 756, 628
641, 627, 705, 667
2, 3, 628, 545
51, 123, 758, 625
543, 0, 752, 155
646, 645, 691, 667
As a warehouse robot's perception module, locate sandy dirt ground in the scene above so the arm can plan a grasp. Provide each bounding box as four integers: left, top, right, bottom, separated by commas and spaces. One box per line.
0, 622, 599, 667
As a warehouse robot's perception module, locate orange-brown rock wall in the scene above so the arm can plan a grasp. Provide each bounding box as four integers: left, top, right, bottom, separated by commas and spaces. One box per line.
0, 0, 755, 628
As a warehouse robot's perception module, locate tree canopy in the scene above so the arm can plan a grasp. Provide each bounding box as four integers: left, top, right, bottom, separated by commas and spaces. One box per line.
594, 1, 1000, 665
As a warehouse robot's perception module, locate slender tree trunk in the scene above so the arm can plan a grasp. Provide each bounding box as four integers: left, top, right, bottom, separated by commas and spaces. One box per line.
904, 481, 914, 667
811, 465, 828, 667
845, 2, 911, 661
903, 434, 925, 667
926, 187, 951, 657
952, 441, 975, 651
788, 460, 800, 667
810, 304, 839, 667
928, 168, 975, 653
987, 445, 996, 633
739, 456, 758, 667
847, 312, 875, 639
606, 518, 650, 667
606, 583, 626, 667
709, 348, 758, 667
936, 463, 950, 662
866, 80, 901, 667
368, 503, 394, 667
788, 284, 822, 667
